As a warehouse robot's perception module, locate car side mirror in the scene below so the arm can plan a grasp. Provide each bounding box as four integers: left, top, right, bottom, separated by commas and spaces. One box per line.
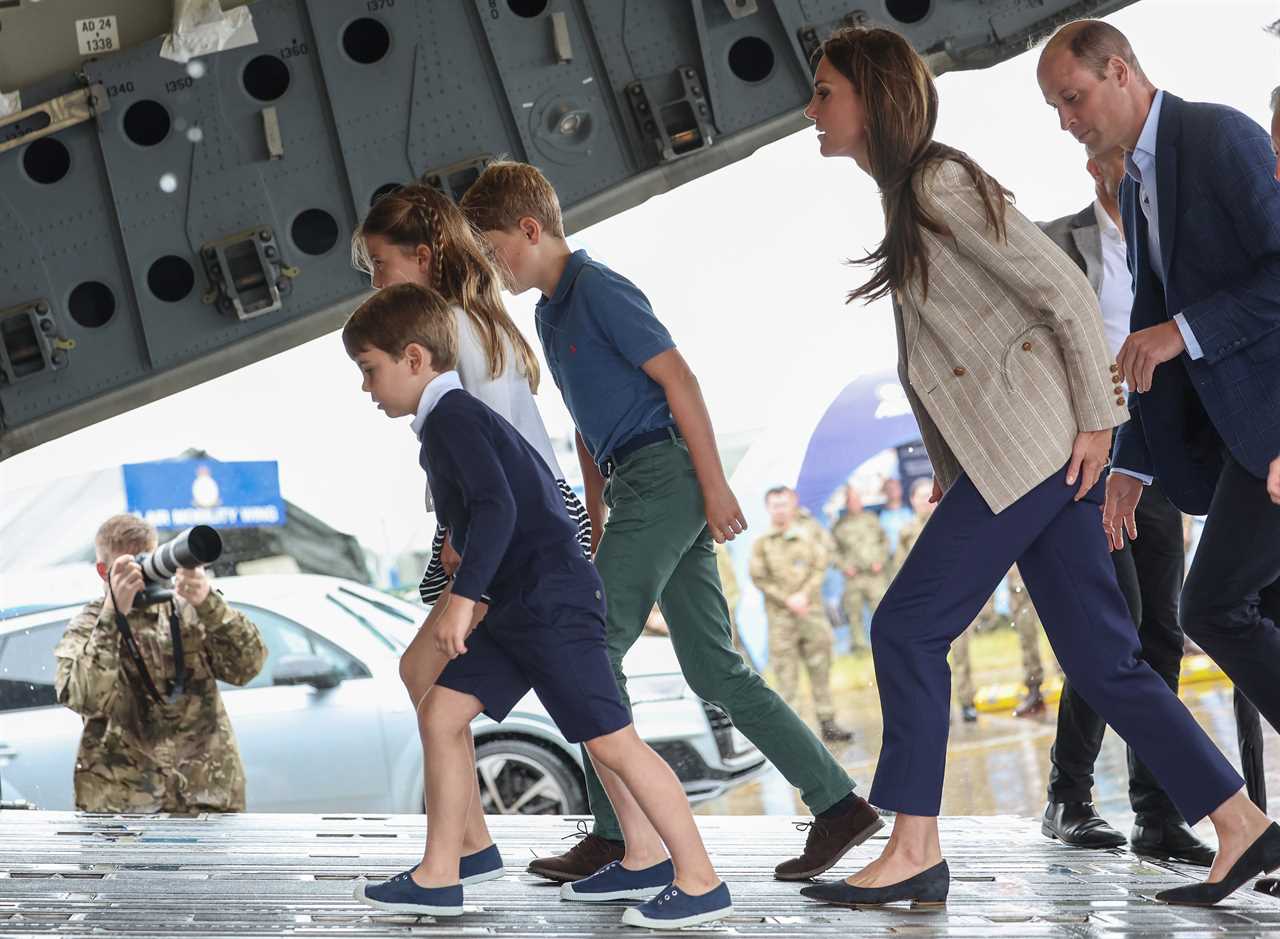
273, 654, 342, 690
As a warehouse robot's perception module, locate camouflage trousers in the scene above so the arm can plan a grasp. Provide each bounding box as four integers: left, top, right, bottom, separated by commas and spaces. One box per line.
951, 627, 976, 706
768, 610, 835, 722
1010, 587, 1047, 687
841, 573, 887, 645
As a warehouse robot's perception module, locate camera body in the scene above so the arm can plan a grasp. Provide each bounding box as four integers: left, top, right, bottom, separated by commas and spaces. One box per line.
133, 526, 223, 607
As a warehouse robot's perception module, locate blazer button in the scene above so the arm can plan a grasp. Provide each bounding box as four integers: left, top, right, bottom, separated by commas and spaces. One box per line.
953, 366, 966, 377
1022, 341, 1033, 351
1113, 385, 1123, 394
1110, 363, 1120, 372
1115, 397, 1126, 405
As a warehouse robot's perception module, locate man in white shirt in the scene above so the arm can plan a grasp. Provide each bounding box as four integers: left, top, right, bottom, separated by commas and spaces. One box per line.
1036, 148, 1211, 866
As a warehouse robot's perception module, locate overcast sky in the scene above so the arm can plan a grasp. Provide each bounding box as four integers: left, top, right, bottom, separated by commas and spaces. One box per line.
1, 0, 1276, 561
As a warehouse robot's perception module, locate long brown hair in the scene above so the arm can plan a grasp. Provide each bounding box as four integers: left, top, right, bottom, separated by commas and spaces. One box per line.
819, 26, 1012, 304
353, 184, 541, 391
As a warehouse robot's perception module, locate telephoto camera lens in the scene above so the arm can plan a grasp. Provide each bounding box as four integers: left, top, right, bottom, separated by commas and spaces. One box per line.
138, 525, 223, 585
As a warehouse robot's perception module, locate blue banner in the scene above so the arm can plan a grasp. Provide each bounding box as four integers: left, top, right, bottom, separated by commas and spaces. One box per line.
123, 460, 286, 529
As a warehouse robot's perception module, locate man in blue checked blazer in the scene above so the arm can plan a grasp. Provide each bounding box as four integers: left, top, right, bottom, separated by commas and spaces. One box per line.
1040, 22, 1280, 747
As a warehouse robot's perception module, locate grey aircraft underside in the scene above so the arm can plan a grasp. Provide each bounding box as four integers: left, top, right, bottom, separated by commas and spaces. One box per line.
0, 0, 1135, 458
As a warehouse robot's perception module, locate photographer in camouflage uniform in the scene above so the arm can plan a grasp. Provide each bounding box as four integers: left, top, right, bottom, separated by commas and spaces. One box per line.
53, 514, 267, 813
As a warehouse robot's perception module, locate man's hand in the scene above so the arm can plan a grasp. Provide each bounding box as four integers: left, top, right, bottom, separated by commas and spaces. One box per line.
432, 595, 475, 659
929, 478, 943, 504
703, 481, 747, 544
174, 566, 211, 607
440, 536, 462, 577
1066, 429, 1112, 501
1102, 472, 1144, 551
785, 592, 810, 616
104, 554, 144, 616
1116, 321, 1185, 393
1268, 456, 1280, 506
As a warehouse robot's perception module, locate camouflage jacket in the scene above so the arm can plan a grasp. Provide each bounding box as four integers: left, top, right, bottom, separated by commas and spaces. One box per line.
830, 511, 891, 574
749, 520, 830, 615
53, 590, 267, 814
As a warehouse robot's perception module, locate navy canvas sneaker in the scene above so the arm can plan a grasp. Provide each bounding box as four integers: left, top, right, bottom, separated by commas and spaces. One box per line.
620, 881, 733, 929
560, 859, 676, 902
355, 872, 464, 916
460, 844, 505, 885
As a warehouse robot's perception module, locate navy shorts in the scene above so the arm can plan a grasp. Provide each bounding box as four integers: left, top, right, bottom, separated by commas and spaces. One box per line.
435, 555, 632, 744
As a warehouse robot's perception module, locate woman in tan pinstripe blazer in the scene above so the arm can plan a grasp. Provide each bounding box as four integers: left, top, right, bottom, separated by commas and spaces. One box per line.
795, 26, 1273, 909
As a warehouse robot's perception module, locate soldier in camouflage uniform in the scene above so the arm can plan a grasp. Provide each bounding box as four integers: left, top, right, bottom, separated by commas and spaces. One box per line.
750, 487, 853, 743
53, 515, 267, 814
830, 486, 890, 652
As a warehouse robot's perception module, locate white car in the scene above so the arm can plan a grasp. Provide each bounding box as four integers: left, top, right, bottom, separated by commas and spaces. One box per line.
0, 575, 766, 814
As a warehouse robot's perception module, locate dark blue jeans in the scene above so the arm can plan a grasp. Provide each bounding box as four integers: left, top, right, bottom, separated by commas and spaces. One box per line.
868, 467, 1242, 823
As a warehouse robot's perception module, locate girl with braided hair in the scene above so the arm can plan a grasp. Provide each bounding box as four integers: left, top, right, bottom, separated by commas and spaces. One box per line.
352, 183, 591, 884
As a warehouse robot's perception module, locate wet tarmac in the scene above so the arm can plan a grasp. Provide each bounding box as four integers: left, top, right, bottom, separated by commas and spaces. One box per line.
698, 672, 1280, 844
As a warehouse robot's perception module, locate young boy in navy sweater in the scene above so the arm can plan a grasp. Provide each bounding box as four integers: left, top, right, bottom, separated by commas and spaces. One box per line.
462, 162, 879, 886
342, 282, 731, 929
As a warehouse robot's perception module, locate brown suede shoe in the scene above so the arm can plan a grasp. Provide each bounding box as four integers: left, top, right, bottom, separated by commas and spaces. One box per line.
774, 794, 885, 881
526, 821, 626, 883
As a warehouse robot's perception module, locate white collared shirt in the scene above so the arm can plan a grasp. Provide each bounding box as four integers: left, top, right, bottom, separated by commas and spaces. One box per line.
1093, 199, 1132, 360
410, 370, 463, 440
1123, 89, 1203, 359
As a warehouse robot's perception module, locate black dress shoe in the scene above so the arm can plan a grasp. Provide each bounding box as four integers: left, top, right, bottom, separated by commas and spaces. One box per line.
1156, 822, 1280, 905
800, 860, 949, 908
1131, 820, 1216, 867
1041, 801, 1126, 849
961, 704, 978, 723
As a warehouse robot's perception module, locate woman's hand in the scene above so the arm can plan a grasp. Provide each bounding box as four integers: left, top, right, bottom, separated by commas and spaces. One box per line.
929, 478, 943, 504
1066, 430, 1112, 501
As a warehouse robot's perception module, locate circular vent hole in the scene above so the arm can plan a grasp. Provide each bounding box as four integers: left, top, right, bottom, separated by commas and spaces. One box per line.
69, 282, 116, 328
370, 182, 402, 206
243, 54, 291, 102
343, 18, 391, 64
23, 137, 71, 184
886, 0, 931, 24
293, 208, 339, 255
508, 0, 548, 16
147, 255, 196, 302
728, 36, 774, 83
123, 100, 171, 147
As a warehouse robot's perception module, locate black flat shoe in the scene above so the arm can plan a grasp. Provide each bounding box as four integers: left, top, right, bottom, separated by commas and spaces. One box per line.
1131, 820, 1216, 868
1041, 801, 1126, 849
1156, 822, 1280, 905
799, 860, 949, 908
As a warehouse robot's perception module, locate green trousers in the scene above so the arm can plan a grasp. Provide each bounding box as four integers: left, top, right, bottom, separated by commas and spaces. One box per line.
585, 435, 855, 839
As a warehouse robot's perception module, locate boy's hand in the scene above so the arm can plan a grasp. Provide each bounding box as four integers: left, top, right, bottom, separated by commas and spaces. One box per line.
440, 537, 462, 577
704, 482, 747, 544
432, 596, 475, 659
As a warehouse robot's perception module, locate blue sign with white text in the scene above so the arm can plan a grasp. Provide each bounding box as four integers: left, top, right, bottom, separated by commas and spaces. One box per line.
123, 460, 286, 530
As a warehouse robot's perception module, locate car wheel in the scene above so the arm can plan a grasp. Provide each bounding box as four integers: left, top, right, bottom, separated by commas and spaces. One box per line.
472, 738, 586, 815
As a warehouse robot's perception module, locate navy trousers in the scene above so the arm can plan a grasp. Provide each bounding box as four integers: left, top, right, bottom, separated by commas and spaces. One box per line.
867, 467, 1242, 823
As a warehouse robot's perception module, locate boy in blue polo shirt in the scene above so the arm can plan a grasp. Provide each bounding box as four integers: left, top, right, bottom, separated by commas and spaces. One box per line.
462, 162, 881, 887
343, 283, 731, 929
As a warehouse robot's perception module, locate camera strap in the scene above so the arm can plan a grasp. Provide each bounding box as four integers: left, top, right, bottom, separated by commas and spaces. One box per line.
107, 572, 187, 705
